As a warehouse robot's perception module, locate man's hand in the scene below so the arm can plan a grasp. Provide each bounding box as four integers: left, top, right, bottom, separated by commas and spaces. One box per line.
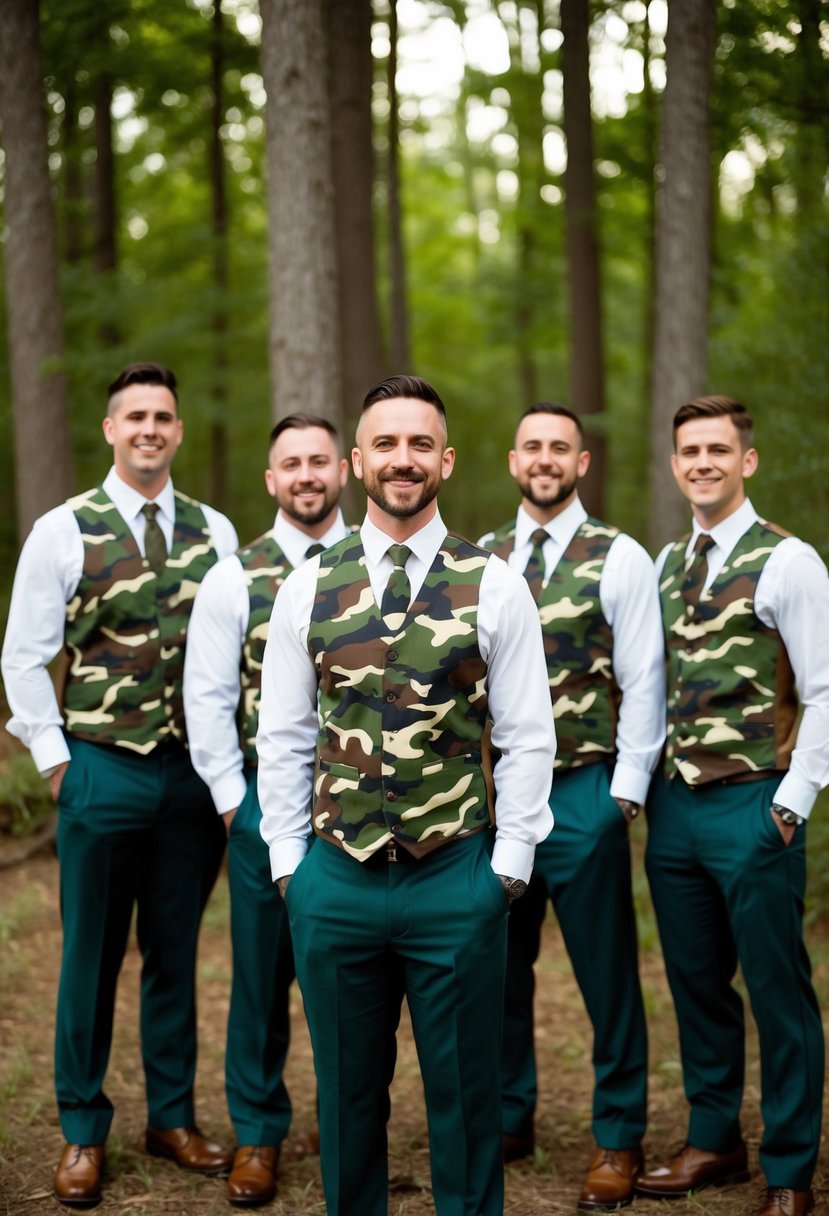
222, 808, 238, 835
49, 762, 69, 801
771, 807, 797, 847
615, 798, 641, 826
277, 875, 290, 900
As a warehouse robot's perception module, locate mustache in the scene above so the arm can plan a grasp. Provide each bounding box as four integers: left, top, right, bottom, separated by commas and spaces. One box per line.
380, 468, 425, 484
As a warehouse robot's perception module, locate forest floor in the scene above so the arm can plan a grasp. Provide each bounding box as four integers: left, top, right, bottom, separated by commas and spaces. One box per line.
1, 838, 827, 1216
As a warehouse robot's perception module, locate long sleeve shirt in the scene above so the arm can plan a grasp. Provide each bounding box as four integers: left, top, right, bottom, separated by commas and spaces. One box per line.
183, 509, 350, 815
479, 498, 665, 806
655, 497, 829, 818
1, 468, 238, 774
256, 510, 557, 884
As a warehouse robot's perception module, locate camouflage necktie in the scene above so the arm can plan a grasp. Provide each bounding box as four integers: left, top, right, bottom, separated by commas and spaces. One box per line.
522, 528, 548, 603
682, 532, 714, 612
305, 542, 325, 560
142, 502, 167, 574
381, 543, 412, 624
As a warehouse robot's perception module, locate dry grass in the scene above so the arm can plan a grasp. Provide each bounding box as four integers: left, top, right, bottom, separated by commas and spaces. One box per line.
0, 840, 827, 1216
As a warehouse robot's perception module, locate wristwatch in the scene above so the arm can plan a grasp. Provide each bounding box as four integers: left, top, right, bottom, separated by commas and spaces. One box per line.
771, 803, 803, 827
497, 874, 528, 902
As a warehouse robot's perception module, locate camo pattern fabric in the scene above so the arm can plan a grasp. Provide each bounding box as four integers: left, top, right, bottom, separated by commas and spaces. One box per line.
307, 531, 492, 861
63, 486, 217, 753
238, 532, 293, 764
482, 517, 620, 770
660, 518, 797, 785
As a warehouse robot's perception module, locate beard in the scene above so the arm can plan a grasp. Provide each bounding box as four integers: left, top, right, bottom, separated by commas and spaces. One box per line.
518, 470, 577, 511
362, 467, 440, 520
279, 483, 339, 527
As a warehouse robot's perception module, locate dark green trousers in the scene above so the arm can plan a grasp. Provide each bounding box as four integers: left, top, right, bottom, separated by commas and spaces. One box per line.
286, 830, 508, 1216
55, 736, 225, 1145
225, 770, 293, 1146
646, 771, 824, 1189
501, 763, 647, 1147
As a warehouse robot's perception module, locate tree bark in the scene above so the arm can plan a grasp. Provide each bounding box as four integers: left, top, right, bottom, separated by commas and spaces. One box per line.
325, 0, 385, 424
387, 0, 410, 371
561, 0, 605, 515
0, 0, 74, 542
93, 67, 119, 347
260, 0, 343, 427
648, 0, 716, 550
209, 0, 229, 507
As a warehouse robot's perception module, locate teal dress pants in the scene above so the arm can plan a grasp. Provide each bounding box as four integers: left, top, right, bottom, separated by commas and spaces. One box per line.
645, 771, 824, 1189
501, 763, 647, 1147
225, 770, 293, 1146
286, 830, 509, 1216
55, 736, 226, 1145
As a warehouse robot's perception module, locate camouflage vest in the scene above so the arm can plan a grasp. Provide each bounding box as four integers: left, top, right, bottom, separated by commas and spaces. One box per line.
63, 486, 217, 753
483, 517, 619, 771
660, 519, 797, 785
237, 532, 293, 765
307, 531, 492, 861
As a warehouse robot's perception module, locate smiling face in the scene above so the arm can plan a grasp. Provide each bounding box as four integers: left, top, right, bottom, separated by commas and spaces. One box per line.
671, 415, 758, 527
352, 397, 455, 538
509, 412, 590, 522
102, 383, 183, 497
265, 424, 347, 535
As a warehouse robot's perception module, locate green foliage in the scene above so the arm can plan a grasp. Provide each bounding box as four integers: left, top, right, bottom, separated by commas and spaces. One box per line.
0, 756, 54, 838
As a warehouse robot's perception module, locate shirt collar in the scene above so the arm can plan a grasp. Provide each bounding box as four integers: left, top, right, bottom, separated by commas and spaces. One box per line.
273, 508, 348, 567
103, 467, 175, 522
688, 497, 759, 559
515, 496, 586, 549
360, 509, 447, 568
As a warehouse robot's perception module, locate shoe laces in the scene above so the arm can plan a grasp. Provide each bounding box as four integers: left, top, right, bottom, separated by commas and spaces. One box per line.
767, 1188, 794, 1211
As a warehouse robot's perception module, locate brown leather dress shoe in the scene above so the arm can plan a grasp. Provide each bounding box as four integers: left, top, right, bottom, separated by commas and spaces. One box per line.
635, 1142, 750, 1197
755, 1188, 815, 1216
227, 1145, 280, 1206
579, 1147, 644, 1210
503, 1132, 535, 1163
53, 1143, 105, 1208
145, 1125, 233, 1174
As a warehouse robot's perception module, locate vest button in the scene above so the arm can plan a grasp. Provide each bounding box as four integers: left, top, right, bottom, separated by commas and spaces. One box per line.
391, 823, 402, 832
385, 790, 398, 802
387, 649, 398, 661
384, 691, 397, 702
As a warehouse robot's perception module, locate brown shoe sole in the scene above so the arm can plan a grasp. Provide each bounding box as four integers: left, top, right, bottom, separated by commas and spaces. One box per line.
635, 1169, 751, 1199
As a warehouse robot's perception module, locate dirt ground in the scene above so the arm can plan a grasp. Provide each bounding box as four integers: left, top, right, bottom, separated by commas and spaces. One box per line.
1, 842, 827, 1216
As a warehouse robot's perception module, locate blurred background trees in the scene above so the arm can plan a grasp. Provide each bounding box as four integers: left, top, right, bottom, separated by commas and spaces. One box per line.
0, 0, 826, 557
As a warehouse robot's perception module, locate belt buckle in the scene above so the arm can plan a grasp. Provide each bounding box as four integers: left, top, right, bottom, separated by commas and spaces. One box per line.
386, 840, 398, 863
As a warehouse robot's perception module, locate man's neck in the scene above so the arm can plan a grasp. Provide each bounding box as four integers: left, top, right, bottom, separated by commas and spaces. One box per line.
367, 499, 437, 542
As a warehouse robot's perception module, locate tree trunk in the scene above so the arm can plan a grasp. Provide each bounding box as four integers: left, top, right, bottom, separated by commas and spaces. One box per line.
387, 0, 410, 371
325, 0, 385, 424
260, 0, 343, 427
561, 0, 605, 515
62, 79, 85, 263
94, 67, 119, 347
648, 0, 716, 550
209, 0, 229, 508
0, 0, 74, 542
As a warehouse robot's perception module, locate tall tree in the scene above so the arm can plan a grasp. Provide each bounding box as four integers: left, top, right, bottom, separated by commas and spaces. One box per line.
325, 0, 385, 422
209, 0, 229, 507
561, 0, 606, 515
386, 0, 410, 371
260, 0, 343, 426
648, 0, 716, 549
0, 0, 74, 541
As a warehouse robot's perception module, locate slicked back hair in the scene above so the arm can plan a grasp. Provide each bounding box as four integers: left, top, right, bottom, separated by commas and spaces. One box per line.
517, 401, 584, 444
107, 362, 178, 415
673, 395, 754, 450
269, 413, 340, 454
361, 375, 446, 419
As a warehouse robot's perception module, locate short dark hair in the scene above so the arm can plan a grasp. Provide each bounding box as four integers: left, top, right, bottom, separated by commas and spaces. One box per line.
269, 413, 339, 453
673, 395, 754, 449
107, 362, 178, 411
517, 401, 584, 443
361, 375, 446, 418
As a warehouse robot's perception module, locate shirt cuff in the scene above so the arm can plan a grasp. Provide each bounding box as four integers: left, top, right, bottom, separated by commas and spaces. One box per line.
210, 770, 249, 817
609, 763, 652, 807
770, 773, 819, 821
269, 835, 311, 883
30, 727, 71, 776
491, 837, 538, 886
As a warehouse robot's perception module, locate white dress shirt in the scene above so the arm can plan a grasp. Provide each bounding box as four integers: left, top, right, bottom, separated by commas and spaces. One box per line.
184, 509, 350, 815
257, 510, 556, 884
655, 497, 829, 818
1, 468, 238, 775
479, 498, 665, 806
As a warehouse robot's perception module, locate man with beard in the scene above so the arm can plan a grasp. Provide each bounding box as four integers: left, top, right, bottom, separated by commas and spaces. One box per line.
184, 414, 349, 1206
480, 402, 664, 1209
256, 376, 556, 1216
2, 363, 238, 1207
